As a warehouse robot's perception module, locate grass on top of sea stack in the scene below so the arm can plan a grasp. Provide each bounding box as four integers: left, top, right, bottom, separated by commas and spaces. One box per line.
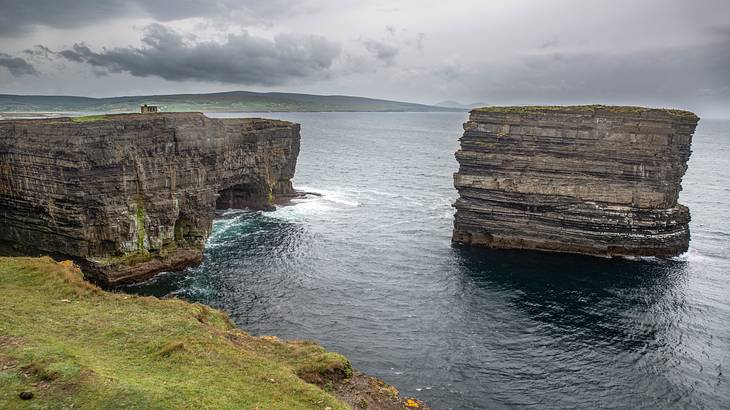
0, 257, 351, 409
471, 105, 698, 120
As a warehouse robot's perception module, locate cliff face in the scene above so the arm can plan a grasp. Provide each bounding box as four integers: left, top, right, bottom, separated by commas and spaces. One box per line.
0, 113, 300, 285
453, 105, 699, 258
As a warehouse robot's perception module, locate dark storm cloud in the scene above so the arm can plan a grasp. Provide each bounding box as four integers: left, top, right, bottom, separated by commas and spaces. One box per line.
54, 24, 341, 85
0, 0, 299, 36
0, 53, 38, 76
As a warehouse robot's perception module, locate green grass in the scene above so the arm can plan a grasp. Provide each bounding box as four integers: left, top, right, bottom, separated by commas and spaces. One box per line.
0, 257, 351, 409
472, 105, 698, 119
71, 115, 107, 123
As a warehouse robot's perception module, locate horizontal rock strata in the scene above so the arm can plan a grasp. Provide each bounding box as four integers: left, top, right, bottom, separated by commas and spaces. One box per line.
453, 105, 699, 257
0, 113, 300, 285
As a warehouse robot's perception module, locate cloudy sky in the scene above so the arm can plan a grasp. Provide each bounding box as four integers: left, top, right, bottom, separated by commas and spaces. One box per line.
0, 0, 728, 117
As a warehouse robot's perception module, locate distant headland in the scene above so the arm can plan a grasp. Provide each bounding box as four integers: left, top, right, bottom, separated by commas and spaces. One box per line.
0, 91, 464, 113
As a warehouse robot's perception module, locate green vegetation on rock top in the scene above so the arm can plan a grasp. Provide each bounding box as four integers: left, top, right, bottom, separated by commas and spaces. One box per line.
71, 115, 107, 123
472, 105, 698, 119
0, 257, 352, 409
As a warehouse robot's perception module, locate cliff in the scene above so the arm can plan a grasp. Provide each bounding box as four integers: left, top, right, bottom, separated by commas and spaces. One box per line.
0, 113, 300, 286
0, 257, 426, 409
453, 105, 699, 257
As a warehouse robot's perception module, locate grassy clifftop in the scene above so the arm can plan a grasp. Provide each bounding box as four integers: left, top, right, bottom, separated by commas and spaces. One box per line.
471, 105, 698, 120
0, 257, 422, 409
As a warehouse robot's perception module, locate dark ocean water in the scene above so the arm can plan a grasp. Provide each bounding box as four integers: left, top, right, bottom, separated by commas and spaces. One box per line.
124, 112, 730, 409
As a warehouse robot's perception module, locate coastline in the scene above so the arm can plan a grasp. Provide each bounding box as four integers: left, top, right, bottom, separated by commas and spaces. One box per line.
0, 257, 426, 409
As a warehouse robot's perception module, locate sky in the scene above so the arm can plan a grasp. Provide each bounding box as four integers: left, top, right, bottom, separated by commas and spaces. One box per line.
0, 0, 728, 117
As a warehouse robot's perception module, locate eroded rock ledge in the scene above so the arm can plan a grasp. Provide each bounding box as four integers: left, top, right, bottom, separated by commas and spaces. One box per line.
0, 113, 300, 285
453, 105, 699, 257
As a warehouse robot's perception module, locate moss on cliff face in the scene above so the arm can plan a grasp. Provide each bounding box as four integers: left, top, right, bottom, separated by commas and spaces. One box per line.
134, 196, 146, 253
268, 184, 275, 205
0, 257, 352, 409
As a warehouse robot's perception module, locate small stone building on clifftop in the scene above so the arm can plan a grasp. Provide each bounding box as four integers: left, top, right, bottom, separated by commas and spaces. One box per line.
140, 104, 158, 114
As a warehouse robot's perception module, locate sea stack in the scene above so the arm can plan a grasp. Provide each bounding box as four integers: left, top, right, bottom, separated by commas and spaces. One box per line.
452, 105, 699, 258
0, 113, 300, 286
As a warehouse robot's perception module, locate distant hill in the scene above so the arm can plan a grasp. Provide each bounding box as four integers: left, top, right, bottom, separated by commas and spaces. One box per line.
435, 100, 488, 110
0, 91, 463, 113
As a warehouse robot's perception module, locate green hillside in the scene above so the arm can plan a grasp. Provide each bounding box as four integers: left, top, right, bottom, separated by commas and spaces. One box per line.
0, 91, 462, 113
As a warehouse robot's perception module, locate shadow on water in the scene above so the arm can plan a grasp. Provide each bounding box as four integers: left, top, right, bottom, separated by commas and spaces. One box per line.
452, 246, 690, 350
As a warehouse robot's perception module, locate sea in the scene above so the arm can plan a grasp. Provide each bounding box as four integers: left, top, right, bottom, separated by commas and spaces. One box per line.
123, 112, 730, 409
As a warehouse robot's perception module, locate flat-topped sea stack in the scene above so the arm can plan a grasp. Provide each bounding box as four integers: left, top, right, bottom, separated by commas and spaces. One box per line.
0, 112, 300, 285
453, 105, 699, 258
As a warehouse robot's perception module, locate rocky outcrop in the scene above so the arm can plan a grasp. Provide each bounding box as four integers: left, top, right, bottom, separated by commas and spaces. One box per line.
453, 105, 699, 257
0, 113, 300, 285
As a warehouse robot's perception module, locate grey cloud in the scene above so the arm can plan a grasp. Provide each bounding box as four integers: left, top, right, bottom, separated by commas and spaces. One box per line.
23, 45, 55, 59
538, 39, 559, 49
472, 38, 730, 109
711, 24, 730, 40
0, 53, 38, 76
361, 26, 426, 65
0, 0, 301, 36
58, 48, 87, 63
432, 61, 463, 81
415, 33, 425, 51
1, 0, 728, 117
363, 40, 399, 65
54, 24, 341, 86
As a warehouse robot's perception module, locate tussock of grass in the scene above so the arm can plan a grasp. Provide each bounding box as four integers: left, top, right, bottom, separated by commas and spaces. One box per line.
71, 115, 107, 123
0, 257, 350, 409
157, 341, 186, 357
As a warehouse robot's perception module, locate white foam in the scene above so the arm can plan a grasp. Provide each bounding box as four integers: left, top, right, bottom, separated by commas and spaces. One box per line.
297, 185, 361, 207
620, 255, 660, 262
270, 186, 362, 218
219, 208, 248, 217
673, 248, 718, 263
209, 215, 243, 241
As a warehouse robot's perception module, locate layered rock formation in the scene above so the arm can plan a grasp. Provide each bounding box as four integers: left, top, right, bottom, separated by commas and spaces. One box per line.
453, 105, 699, 257
0, 113, 300, 285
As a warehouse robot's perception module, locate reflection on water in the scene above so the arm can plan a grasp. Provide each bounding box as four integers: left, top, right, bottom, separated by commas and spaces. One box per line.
124, 113, 730, 409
